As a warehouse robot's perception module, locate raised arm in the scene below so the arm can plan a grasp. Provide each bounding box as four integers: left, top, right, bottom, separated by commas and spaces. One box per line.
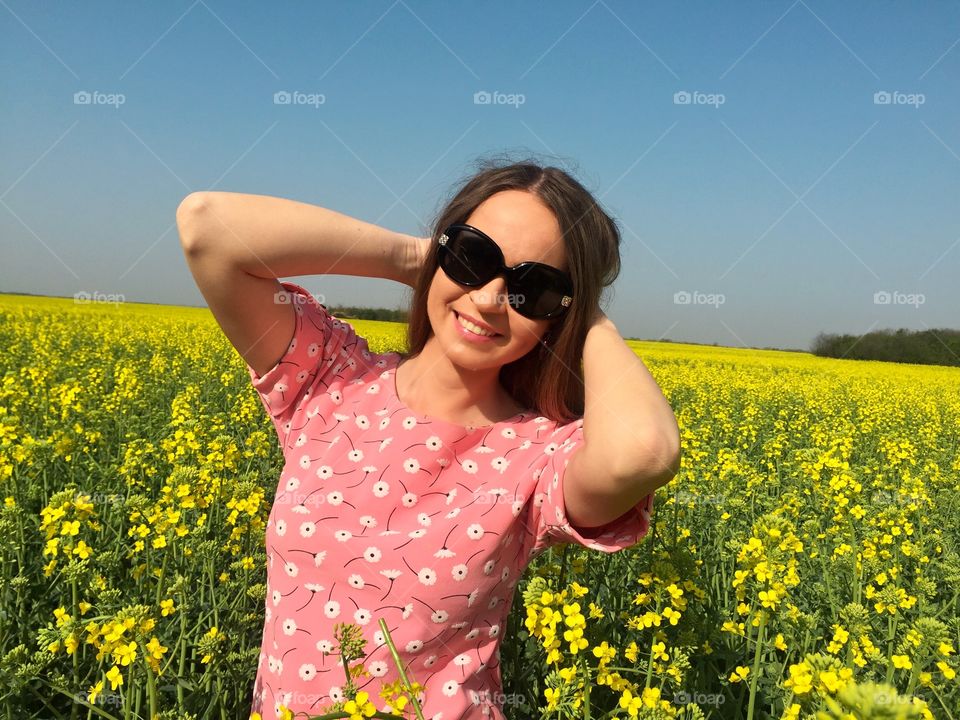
176, 191, 425, 377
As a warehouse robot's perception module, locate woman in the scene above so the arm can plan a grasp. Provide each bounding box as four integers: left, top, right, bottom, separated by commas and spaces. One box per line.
177, 157, 680, 720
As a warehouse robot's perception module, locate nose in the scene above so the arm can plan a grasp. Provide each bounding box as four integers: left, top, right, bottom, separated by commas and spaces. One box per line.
468, 273, 509, 313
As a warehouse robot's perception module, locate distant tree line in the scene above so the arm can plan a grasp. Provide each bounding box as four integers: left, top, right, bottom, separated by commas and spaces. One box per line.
811, 328, 960, 367
326, 305, 409, 323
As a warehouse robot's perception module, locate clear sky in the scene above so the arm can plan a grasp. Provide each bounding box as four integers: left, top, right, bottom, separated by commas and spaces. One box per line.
2, 1, 958, 351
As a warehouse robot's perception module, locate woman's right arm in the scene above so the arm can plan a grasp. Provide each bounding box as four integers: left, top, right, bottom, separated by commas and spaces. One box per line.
176, 191, 425, 377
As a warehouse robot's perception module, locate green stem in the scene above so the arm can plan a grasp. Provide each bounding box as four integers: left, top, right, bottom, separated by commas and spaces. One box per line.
378, 618, 426, 720
746, 612, 767, 720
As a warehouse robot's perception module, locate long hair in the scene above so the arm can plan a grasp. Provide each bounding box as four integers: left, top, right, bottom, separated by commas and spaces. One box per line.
403, 154, 622, 424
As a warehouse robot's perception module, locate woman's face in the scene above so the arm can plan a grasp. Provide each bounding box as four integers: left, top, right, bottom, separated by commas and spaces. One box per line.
425, 189, 569, 372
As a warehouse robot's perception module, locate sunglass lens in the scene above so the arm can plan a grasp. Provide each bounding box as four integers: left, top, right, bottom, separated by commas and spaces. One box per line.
442, 229, 498, 286
511, 265, 568, 318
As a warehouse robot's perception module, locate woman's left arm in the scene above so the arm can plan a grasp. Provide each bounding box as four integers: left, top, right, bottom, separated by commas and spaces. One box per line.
561, 310, 681, 528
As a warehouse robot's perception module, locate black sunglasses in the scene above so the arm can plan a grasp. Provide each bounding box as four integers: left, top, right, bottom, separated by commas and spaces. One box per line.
437, 224, 574, 320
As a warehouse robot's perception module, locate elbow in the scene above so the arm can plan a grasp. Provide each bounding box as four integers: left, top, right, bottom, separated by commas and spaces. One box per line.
616, 427, 681, 492
176, 192, 212, 253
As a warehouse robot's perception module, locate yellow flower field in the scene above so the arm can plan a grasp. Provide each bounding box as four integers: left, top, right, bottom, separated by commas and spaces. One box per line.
0, 292, 957, 719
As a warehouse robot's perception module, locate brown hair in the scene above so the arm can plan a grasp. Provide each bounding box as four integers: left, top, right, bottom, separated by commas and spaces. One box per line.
402, 153, 622, 424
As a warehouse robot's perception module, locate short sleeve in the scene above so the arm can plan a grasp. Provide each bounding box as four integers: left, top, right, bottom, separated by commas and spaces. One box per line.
524, 419, 655, 558
245, 281, 376, 447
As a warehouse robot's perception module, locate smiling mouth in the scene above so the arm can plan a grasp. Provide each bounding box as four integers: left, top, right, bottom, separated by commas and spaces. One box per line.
454, 311, 501, 337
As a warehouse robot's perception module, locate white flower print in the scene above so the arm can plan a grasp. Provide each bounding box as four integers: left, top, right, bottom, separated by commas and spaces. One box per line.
327, 491, 343, 506
274, 380, 288, 395
271, 589, 281, 606
292, 504, 310, 515
364, 547, 382, 562
500, 427, 516, 439
465, 628, 480, 640
476, 445, 494, 454
483, 559, 496, 575
316, 639, 334, 654
435, 548, 455, 559
417, 512, 431, 527
418, 567, 436, 585
366, 383, 380, 394
298, 454, 312, 470
544, 442, 558, 455
275, 519, 287, 537
316, 465, 333, 479
402, 603, 413, 619
403, 458, 420, 473
466, 523, 484, 540
304, 582, 323, 592
368, 660, 388, 676
451, 564, 468, 581
402, 416, 417, 429
488, 625, 500, 638
354, 608, 372, 625
408, 528, 426, 539
356, 415, 370, 429
491, 457, 509, 473
402, 492, 418, 507
282, 618, 297, 636
511, 499, 524, 516
335, 530, 352, 542
314, 551, 326, 567
462, 459, 478, 474
424, 655, 438, 668
379, 417, 390, 430
333, 412, 349, 422
362, 465, 377, 474
267, 654, 277, 673
274, 690, 292, 717
359, 515, 377, 528
425, 435, 442, 451
467, 589, 479, 607
329, 686, 343, 703
348, 449, 364, 462
445, 488, 458, 504
406, 639, 424, 653
379, 437, 392, 451
329, 390, 342, 404
300, 521, 316, 538
348, 574, 364, 589
306, 341, 319, 357
437, 457, 449, 467
519, 439, 532, 450
442, 680, 459, 697
298, 663, 316, 681
379, 569, 401, 579
285, 477, 300, 492
323, 600, 340, 618
454, 654, 471, 667
431, 609, 449, 623
501, 566, 510, 582
372, 481, 390, 497
487, 596, 500, 610
284, 561, 299, 578
445, 507, 461, 519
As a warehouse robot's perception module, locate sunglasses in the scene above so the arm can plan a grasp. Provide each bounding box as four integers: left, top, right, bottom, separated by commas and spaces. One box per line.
437, 224, 574, 320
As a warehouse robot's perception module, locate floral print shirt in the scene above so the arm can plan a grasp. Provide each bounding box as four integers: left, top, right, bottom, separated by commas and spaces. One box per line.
246, 282, 655, 720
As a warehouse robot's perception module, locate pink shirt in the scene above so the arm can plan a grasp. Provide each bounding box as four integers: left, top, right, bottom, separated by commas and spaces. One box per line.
246, 281, 655, 720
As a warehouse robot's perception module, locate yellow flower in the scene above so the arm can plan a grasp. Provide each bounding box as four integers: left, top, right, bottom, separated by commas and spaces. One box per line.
619, 688, 642, 715
652, 642, 668, 662
342, 690, 376, 719
106, 665, 123, 691
774, 633, 787, 651
784, 662, 813, 694
892, 654, 912, 670
114, 641, 137, 666
73, 540, 92, 559
936, 661, 956, 680
663, 607, 681, 625
729, 666, 750, 683
160, 598, 175, 616
87, 680, 104, 704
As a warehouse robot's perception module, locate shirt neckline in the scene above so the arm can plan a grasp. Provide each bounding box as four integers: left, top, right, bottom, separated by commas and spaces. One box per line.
386, 354, 531, 432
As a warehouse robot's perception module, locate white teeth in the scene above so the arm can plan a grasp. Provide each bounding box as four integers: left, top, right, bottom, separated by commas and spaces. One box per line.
456, 313, 495, 336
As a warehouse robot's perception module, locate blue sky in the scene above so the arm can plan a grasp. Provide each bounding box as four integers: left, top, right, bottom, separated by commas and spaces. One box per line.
1, 1, 958, 351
